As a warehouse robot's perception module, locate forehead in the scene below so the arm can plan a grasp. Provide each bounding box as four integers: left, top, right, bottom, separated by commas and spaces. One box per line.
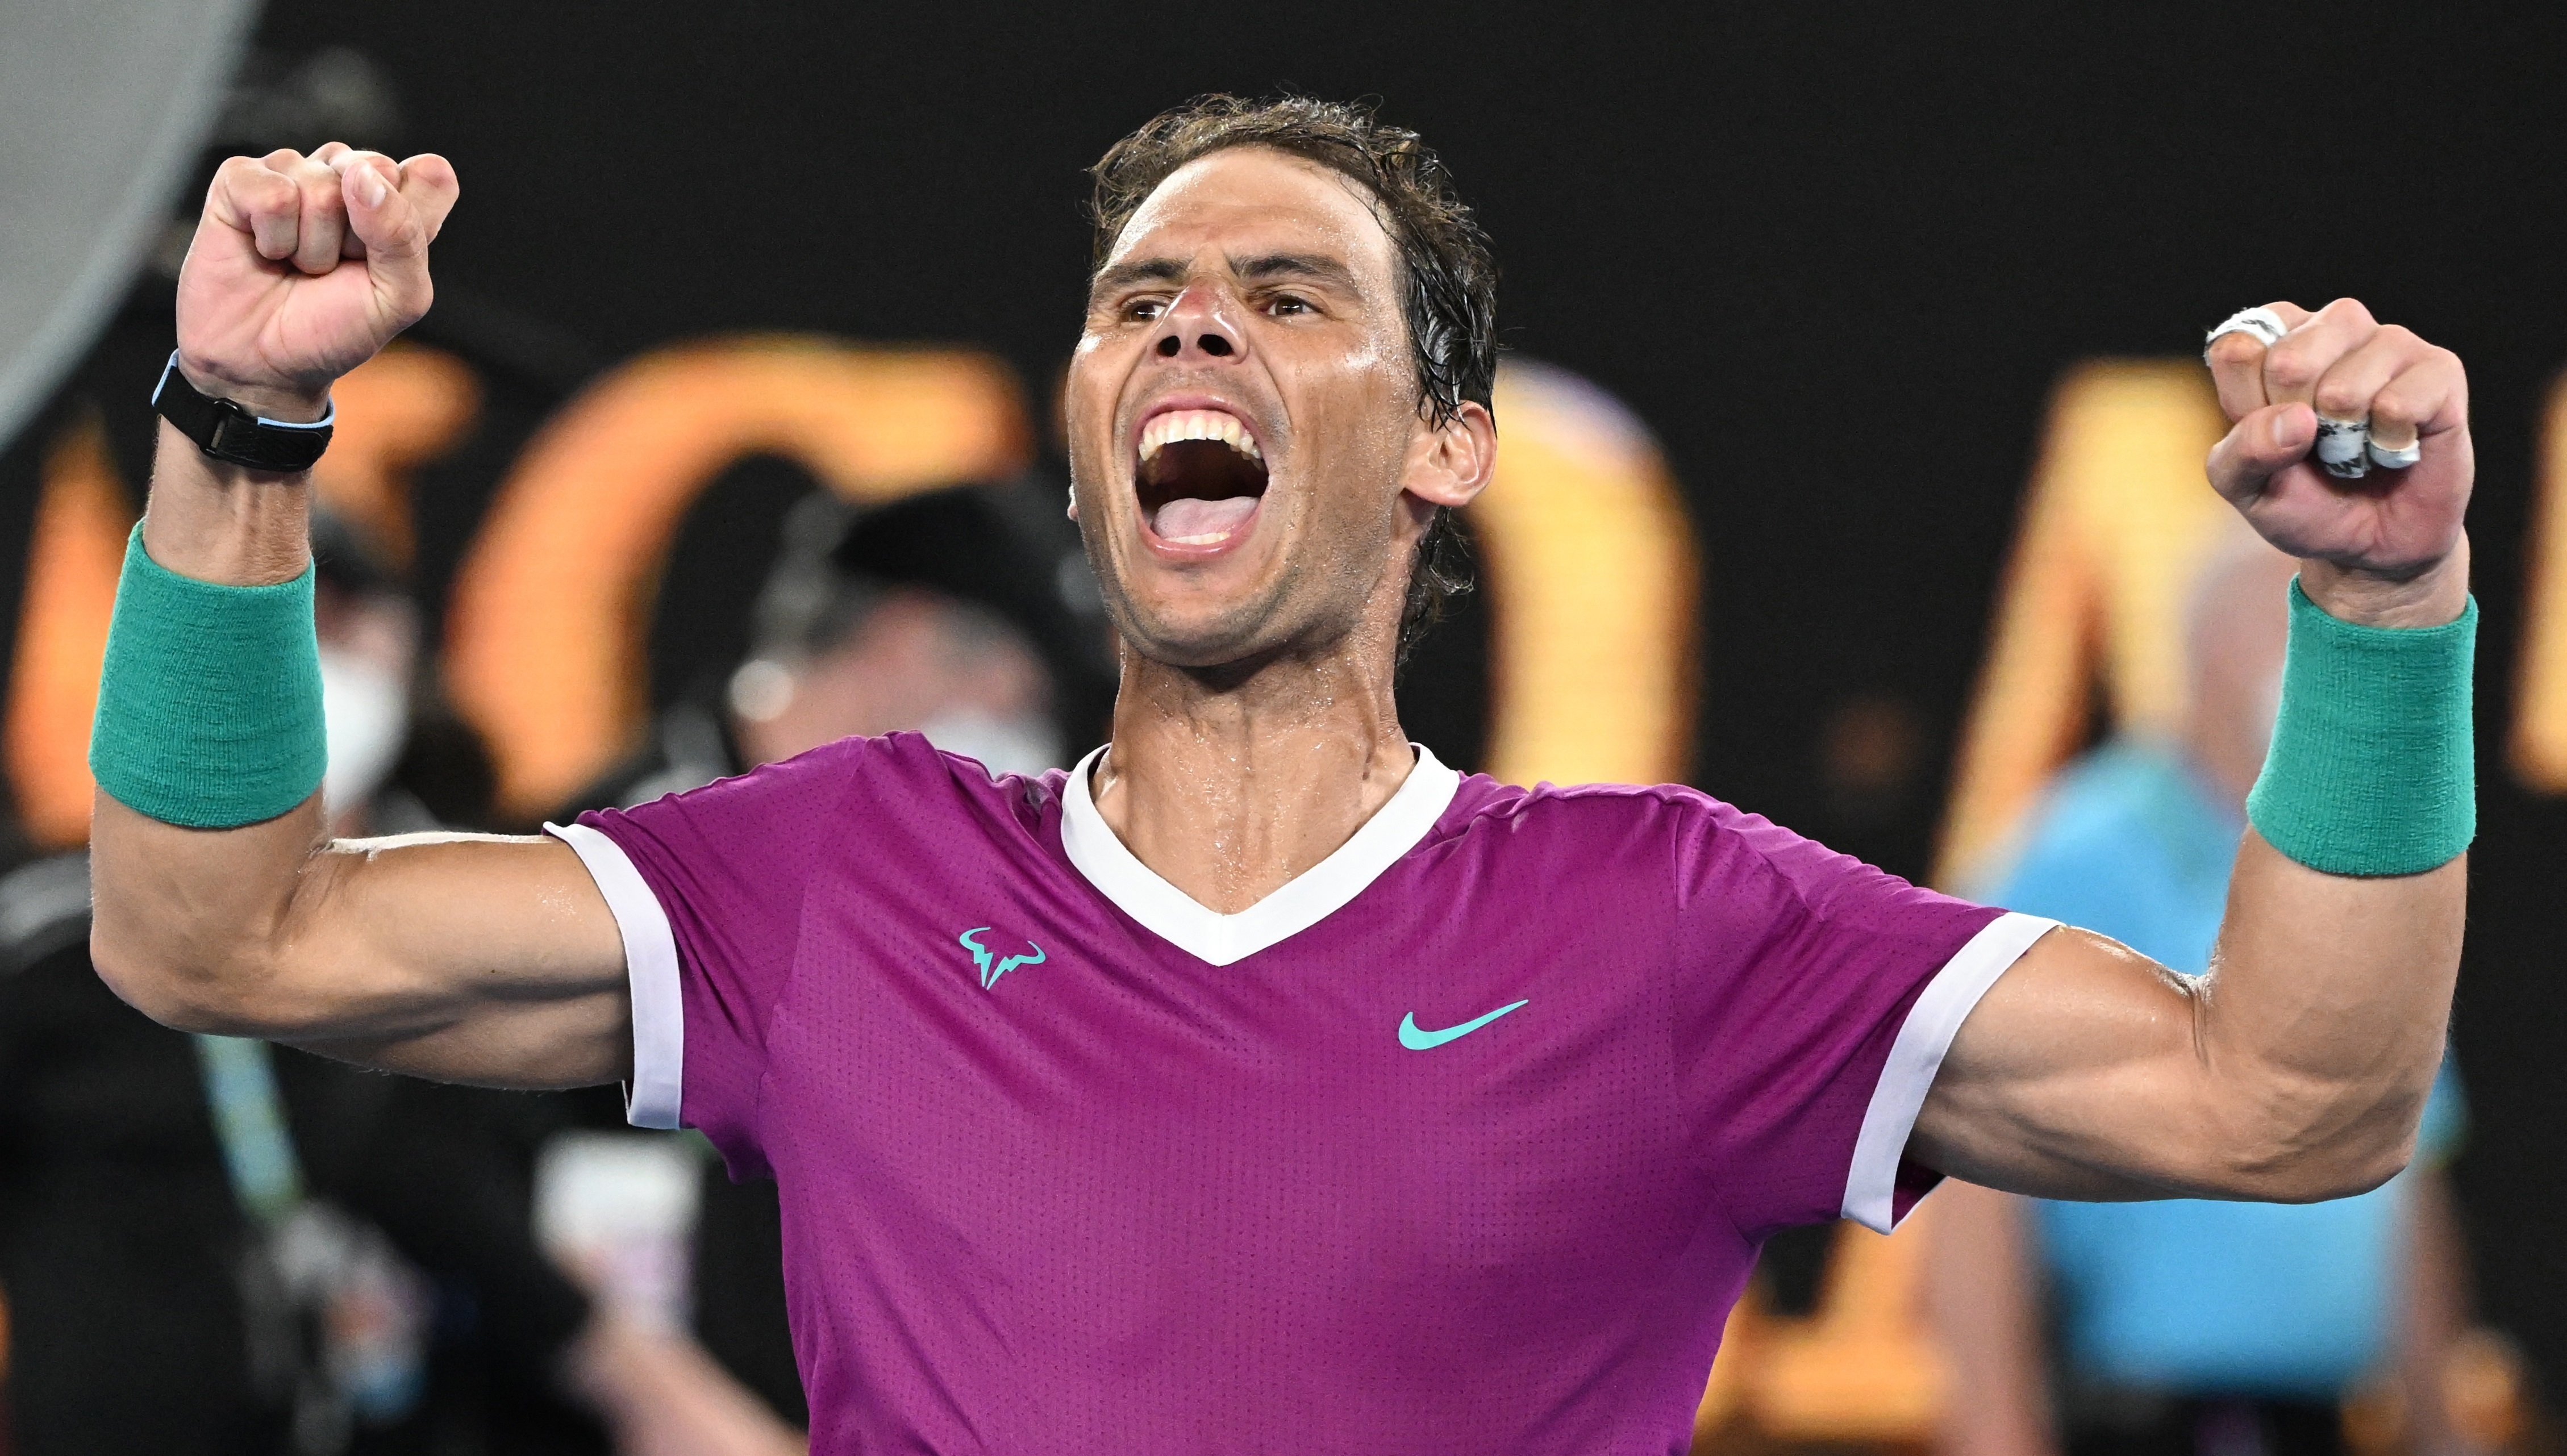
1104, 147, 1399, 283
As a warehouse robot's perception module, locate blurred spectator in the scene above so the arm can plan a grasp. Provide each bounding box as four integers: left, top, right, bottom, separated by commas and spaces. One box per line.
1929, 537, 2481, 1456
0, 511, 799, 1456
565, 480, 1112, 1425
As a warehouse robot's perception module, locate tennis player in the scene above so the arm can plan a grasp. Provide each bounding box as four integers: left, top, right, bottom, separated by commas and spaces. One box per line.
90, 98, 2476, 1454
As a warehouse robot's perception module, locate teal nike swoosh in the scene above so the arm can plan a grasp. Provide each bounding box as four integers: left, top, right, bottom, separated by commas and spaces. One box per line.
1398, 1000, 1530, 1050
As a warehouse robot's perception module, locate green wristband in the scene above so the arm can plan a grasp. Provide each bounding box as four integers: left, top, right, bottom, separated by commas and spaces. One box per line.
89, 524, 327, 828
2245, 577, 2476, 877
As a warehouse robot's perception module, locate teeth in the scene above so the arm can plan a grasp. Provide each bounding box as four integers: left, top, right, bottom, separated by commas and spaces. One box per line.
1139, 408, 1262, 464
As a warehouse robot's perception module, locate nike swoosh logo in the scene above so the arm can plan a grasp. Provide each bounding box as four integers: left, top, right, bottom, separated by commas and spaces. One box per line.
1398, 1000, 1530, 1050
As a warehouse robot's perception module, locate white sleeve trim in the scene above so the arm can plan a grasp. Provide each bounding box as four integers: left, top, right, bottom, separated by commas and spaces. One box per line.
545, 822, 686, 1130
1840, 911, 2058, 1232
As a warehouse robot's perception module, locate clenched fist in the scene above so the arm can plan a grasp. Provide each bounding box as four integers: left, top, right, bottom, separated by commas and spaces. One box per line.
2204, 298, 2471, 627
174, 143, 460, 422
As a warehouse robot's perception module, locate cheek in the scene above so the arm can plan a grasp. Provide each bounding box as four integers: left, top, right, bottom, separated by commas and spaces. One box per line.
1063, 340, 1124, 451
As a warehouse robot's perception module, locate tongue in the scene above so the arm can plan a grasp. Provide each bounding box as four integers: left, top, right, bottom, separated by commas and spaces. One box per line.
1152, 494, 1259, 543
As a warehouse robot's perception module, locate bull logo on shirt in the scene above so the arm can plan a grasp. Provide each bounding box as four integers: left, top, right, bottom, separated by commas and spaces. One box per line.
959, 927, 1047, 991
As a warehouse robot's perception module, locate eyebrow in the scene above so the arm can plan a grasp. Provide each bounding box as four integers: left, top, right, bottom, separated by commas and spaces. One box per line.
1089, 256, 1188, 297
1087, 251, 1364, 299
1231, 252, 1362, 293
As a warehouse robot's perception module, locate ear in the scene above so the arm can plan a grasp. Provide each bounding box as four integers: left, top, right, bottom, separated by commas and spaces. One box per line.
1401, 399, 1497, 513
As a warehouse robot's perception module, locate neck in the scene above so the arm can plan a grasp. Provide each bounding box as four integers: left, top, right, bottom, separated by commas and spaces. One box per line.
1093, 624, 1417, 915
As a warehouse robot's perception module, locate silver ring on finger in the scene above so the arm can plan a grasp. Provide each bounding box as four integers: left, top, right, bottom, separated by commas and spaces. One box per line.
2368, 436, 2422, 470
2312, 415, 2373, 479
2204, 306, 2290, 360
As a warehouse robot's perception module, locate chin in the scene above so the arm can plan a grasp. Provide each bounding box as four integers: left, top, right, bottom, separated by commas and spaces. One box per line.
1115, 602, 1283, 671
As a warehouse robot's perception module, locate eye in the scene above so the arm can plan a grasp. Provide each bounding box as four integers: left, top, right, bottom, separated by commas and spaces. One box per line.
1123, 297, 1168, 323
1265, 293, 1315, 318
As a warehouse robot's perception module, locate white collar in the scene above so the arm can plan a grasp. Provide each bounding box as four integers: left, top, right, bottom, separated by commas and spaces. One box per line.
1058, 743, 1461, 966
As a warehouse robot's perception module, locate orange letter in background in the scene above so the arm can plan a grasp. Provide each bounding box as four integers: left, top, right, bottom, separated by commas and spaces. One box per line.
1, 343, 483, 848
1474, 360, 1700, 790
5, 418, 134, 848
2512, 376, 2567, 792
441, 336, 1031, 819
1935, 359, 2238, 890
1698, 359, 2239, 1454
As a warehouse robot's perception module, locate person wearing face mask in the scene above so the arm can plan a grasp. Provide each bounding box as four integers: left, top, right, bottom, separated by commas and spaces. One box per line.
562, 478, 1114, 1427
597, 478, 1113, 812
0, 509, 805, 1456
1927, 535, 2480, 1456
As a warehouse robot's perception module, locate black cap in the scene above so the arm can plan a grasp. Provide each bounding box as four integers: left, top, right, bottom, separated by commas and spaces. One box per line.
811, 482, 1117, 743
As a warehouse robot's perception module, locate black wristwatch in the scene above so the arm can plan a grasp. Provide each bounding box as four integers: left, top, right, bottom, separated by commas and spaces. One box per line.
151, 351, 335, 472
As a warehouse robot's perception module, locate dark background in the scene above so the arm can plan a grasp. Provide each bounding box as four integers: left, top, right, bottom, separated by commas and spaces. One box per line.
72, 0, 2567, 1391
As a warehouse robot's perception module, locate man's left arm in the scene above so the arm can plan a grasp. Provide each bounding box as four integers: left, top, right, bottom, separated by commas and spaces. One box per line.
1912, 298, 2470, 1203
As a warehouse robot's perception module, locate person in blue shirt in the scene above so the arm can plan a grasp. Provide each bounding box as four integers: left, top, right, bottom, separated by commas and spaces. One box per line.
1929, 537, 2482, 1456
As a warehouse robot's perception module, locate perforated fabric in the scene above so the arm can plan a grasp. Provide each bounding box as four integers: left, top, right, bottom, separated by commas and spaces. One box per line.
574, 732, 2026, 1455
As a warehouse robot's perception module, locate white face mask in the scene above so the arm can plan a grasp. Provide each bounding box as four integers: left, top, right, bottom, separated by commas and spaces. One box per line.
320, 645, 411, 813
919, 708, 1063, 780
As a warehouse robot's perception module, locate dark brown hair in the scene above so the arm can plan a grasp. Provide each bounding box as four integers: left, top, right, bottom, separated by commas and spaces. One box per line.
1089, 94, 1497, 660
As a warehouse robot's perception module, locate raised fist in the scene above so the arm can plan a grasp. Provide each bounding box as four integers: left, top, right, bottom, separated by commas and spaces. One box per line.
173, 143, 460, 420
2204, 299, 2471, 621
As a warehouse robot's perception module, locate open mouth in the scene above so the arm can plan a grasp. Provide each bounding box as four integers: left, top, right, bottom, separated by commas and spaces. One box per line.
1137, 408, 1268, 548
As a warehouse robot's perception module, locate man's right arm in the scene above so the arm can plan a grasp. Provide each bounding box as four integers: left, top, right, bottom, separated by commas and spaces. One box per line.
88, 143, 634, 1090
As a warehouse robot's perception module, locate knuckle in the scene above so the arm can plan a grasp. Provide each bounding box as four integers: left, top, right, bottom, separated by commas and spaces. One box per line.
2312, 379, 2369, 418
2322, 296, 2375, 326
2264, 347, 2320, 393
2208, 332, 2265, 368
218, 156, 287, 198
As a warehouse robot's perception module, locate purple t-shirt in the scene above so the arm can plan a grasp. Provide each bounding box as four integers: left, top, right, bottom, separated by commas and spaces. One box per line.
551, 733, 2049, 1455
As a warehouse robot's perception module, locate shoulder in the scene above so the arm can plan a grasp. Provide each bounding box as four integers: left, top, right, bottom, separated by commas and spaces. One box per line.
1436, 775, 1959, 927
1433, 774, 1713, 858
605, 731, 1055, 829
573, 733, 1062, 891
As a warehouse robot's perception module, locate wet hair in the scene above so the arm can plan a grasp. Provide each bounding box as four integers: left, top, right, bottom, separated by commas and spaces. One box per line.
1089, 94, 1497, 661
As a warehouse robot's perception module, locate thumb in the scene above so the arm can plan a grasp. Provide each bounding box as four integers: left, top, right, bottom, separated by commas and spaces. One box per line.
341, 156, 440, 325
2208, 400, 2316, 506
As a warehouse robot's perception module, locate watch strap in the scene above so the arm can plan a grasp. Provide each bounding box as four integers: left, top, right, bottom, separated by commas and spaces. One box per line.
151, 352, 335, 473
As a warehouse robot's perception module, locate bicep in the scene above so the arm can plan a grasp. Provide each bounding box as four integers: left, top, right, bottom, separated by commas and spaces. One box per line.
268, 833, 631, 1087
1908, 924, 2224, 1200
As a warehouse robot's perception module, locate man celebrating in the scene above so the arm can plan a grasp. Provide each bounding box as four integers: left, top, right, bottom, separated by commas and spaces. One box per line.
91, 98, 2474, 1454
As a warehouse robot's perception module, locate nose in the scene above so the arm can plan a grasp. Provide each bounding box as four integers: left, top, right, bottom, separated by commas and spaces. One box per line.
1149, 283, 1246, 364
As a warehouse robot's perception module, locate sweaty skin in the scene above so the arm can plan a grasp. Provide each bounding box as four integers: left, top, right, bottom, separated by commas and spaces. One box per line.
1066, 149, 1492, 914
89, 143, 2466, 1207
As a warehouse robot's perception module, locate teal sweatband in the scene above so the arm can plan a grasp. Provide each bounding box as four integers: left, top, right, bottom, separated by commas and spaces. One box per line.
2245, 577, 2476, 877
89, 524, 327, 828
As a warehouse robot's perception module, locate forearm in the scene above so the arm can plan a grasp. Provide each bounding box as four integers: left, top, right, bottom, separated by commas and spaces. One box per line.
2186, 545, 2472, 1187
90, 419, 331, 1021
2189, 832, 2462, 1192
95, 806, 631, 1082
1924, 298, 2477, 1203
93, 418, 628, 1078
1924, 550, 2472, 1201
137, 411, 321, 585
81, 143, 618, 1084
